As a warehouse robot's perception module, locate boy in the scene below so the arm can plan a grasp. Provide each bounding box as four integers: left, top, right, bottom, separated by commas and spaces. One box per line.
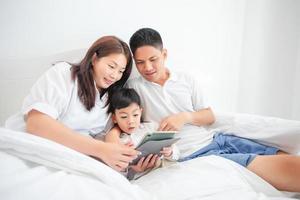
127, 27, 300, 192
105, 88, 179, 179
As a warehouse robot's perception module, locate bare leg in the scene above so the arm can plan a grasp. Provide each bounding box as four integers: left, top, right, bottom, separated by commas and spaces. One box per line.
247, 153, 300, 192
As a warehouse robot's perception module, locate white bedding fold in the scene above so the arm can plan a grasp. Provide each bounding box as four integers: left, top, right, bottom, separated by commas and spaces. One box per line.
0, 128, 154, 200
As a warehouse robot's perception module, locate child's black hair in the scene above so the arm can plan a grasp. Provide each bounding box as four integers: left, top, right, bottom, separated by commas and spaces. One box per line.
107, 88, 141, 114
129, 27, 163, 55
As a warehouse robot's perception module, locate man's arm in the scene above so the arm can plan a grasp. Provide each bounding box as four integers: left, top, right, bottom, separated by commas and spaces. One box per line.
185, 107, 215, 126
158, 107, 215, 131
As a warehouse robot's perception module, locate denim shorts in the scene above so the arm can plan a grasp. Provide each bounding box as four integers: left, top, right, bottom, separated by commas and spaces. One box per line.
179, 132, 279, 167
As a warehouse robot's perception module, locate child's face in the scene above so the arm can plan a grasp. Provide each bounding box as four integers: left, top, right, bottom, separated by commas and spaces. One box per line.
133, 45, 167, 84
113, 103, 142, 134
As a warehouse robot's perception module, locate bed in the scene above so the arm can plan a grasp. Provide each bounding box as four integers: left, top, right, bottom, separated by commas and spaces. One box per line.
0, 50, 300, 200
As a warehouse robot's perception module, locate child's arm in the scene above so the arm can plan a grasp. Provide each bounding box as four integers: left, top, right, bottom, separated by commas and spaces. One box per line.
105, 126, 122, 144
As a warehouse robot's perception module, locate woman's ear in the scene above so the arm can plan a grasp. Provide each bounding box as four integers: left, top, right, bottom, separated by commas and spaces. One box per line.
91, 53, 98, 66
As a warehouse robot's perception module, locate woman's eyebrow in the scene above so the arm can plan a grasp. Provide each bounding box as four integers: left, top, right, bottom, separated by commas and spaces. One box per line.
111, 61, 126, 70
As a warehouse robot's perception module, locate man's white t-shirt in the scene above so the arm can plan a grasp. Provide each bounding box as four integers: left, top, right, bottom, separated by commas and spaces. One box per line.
5, 62, 110, 136
127, 71, 214, 157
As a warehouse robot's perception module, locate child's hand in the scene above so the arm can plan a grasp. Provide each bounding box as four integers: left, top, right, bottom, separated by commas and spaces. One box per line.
130, 154, 159, 172
160, 146, 173, 158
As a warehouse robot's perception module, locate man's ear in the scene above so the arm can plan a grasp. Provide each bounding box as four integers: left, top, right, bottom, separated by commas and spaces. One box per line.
162, 48, 168, 59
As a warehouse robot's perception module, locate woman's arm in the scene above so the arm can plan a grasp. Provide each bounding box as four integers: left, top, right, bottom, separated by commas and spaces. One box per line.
26, 110, 138, 171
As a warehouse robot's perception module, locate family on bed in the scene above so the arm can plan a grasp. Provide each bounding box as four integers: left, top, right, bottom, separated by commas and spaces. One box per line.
6, 28, 300, 192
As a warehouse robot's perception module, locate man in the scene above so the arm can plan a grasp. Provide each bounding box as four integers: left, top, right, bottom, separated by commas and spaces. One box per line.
128, 27, 300, 192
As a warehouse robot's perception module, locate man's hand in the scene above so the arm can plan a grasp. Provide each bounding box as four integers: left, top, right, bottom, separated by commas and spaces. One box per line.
158, 112, 191, 131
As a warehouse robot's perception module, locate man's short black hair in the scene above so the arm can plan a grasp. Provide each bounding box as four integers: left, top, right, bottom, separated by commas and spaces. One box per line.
129, 28, 163, 55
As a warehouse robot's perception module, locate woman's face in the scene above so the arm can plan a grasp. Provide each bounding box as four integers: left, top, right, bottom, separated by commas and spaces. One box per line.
92, 53, 127, 89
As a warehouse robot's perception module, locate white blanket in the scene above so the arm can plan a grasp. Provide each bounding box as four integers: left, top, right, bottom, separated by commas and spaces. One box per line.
0, 128, 152, 200
0, 113, 300, 200
209, 112, 300, 154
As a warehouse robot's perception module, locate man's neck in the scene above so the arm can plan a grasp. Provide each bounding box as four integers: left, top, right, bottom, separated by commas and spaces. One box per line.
155, 69, 170, 86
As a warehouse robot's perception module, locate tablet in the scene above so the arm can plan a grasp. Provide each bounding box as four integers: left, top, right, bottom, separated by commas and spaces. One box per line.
137, 131, 178, 147
131, 131, 180, 165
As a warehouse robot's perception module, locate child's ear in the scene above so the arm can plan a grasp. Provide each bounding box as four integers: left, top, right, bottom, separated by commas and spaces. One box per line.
112, 114, 117, 124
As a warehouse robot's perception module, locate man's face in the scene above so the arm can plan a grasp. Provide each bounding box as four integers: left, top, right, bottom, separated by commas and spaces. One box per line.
133, 45, 167, 84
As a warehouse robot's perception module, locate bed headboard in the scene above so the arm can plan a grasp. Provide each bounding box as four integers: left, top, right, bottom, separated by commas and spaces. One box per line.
0, 49, 140, 126
0, 49, 86, 126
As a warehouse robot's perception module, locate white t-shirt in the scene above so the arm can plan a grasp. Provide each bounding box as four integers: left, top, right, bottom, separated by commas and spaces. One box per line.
120, 122, 157, 147
127, 71, 214, 157
120, 122, 180, 160
5, 62, 110, 136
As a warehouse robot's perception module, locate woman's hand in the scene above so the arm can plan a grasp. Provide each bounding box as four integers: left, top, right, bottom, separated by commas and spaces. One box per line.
130, 154, 160, 173
98, 142, 139, 172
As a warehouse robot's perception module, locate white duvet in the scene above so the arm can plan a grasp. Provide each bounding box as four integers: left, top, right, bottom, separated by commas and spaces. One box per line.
0, 113, 299, 200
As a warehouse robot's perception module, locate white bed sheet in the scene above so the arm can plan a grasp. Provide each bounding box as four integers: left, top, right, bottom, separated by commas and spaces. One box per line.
0, 112, 300, 200
134, 156, 295, 200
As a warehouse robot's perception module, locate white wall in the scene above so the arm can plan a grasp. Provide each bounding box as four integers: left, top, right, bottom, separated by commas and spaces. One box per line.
292, 37, 300, 120
237, 0, 300, 119
0, 0, 299, 125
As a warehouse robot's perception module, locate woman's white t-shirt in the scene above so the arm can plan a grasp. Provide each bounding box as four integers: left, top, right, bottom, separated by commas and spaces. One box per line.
5, 62, 110, 136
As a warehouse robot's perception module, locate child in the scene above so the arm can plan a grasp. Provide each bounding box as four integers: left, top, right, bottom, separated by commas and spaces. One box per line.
105, 88, 179, 179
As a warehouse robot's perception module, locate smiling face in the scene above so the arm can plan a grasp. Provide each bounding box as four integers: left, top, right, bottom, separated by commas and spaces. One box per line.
134, 45, 168, 85
113, 103, 142, 134
92, 53, 127, 89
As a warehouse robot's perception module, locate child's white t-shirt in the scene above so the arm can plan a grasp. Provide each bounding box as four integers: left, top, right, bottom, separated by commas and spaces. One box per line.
120, 122, 180, 160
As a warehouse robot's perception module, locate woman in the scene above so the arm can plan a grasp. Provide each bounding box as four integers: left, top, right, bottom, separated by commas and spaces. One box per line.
6, 36, 139, 171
